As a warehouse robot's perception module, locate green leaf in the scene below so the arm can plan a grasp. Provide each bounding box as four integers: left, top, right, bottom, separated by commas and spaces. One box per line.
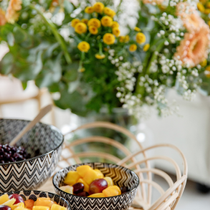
68, 80, 79, 93
64, 0, 74, 13
7, 33, 15, 46
64, 63, 79, 81
22, 82, 28, 90
0, 53, 13, 75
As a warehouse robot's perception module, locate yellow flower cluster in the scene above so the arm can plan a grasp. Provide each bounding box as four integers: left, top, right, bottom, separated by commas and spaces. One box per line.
197, 0, 210, 26
73, 2, 147, 58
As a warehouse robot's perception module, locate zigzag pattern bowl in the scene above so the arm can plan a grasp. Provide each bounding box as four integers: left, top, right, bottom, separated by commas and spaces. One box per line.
0, 119, 64, 193
1, 190, 71, 210
53, 163, 139, 210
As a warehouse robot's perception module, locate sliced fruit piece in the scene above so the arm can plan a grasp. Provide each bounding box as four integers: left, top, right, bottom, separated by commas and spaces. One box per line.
24, 200, 34, 210
0, 205, 12, 210
83, 170, 98, 185
3, 199, 16, 208
60, 186, 73, 194
77, 178, 89, 193
34, 198, 53, 208
102, 186, 121, 197
12, 202, 24, 210
94, 169, 104, 178
0, 194, 9, 205
76, 165, 93, 177
103, 177, 114, 187
51, 204, 67, 210
32, 207, 49, 210
88, 193, 104, 198
64, 171, 80, 185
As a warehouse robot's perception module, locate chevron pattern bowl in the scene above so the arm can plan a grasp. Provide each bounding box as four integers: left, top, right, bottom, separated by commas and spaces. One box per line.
53, 163, 139, 210
1, 190, 71, 210
0, 119, 64, 193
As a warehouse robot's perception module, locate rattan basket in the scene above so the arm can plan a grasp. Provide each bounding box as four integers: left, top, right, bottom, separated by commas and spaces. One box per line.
58, 121, 188, 210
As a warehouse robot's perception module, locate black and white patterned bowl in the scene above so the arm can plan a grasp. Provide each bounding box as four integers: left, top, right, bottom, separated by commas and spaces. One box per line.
1, 190, 70, 210
53, 163, 139, 210
0, 119, 64, 193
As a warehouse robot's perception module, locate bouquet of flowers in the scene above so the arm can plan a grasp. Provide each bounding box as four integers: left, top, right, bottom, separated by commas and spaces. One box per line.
0, 0, 210, 118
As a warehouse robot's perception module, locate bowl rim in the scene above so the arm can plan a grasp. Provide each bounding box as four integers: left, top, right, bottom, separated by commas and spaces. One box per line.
0, 118, 64, 166
0, 190, 71, 209
52, 162, 140, 199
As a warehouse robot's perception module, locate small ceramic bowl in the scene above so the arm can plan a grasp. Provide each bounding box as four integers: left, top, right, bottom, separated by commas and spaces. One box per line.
53, 163, 139, 210
0, 119, 64, 193
1, 190, 71, 210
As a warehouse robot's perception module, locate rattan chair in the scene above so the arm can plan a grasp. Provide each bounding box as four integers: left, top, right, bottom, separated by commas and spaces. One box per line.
60, 121, 188, 210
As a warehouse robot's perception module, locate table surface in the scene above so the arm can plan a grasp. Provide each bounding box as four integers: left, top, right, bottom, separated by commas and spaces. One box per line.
38, 179, 141, 210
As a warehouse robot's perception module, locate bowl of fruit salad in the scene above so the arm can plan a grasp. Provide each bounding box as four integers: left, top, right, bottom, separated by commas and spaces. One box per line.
0, 190, 70, 210
0, 119, 64, 193
53, 163, 139, 210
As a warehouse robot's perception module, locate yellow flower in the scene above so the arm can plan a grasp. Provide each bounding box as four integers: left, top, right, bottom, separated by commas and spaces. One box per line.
143, 43, 150, 51
112, 21, 119, 28
207, 2, 210, 8
0, 8, 6, 26
77, 41, 90, 52
85, 6, 94, 14
119, 36, 125, 43
88, 18, 101, 28
79, 68, 85, 72
93, 2, 104, 13
124, 35, 130, 42
95, 54, 106, 59
5, 0, 22, 24
101, 16, 113, 27
104, 7, 116, 18
129, 44, 137, 52
82, 19, 88, 24
112, 27, 120, 37
200, 59, 207, 67
136, 33, 146, 44
75, 22, 87, 34
71, 19, 80, 28
199, 0, 207, 4
197, 2, 205, 12
134, 27, 141, 32
104, 48, 108, 51
205, 66, 210, 77
204, 8, 210, 14
208, 20, 210, 27
89, 26, 98, 35
103, 33, 115, 45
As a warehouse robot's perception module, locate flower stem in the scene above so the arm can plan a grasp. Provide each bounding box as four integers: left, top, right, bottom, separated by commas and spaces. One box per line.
29, 5, 72, 64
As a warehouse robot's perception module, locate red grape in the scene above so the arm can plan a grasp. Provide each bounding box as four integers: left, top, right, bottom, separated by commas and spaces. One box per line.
75, 192, 89, 197
9, 194, 24, 204
73, 183, 84, 194
89, 179, 108, 194
0, 205, 11, 210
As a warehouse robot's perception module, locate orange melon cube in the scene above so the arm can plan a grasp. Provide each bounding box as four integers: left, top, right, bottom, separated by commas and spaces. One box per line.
83, 170, 98, 185
0, 194, 9, 205
64, 171, 80, 185
77, 178, 89, 193
24, 199, 35, 210
51, 204, 67, 210
76, 165, 93, 177
88, 193, 104, 198
94, 169, 104, 178
104, 177, 113, 187
32, 206, 49, 210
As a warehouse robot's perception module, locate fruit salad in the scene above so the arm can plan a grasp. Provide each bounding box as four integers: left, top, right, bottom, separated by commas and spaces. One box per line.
60, 165, 129, 198
0, 194, 67, 210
